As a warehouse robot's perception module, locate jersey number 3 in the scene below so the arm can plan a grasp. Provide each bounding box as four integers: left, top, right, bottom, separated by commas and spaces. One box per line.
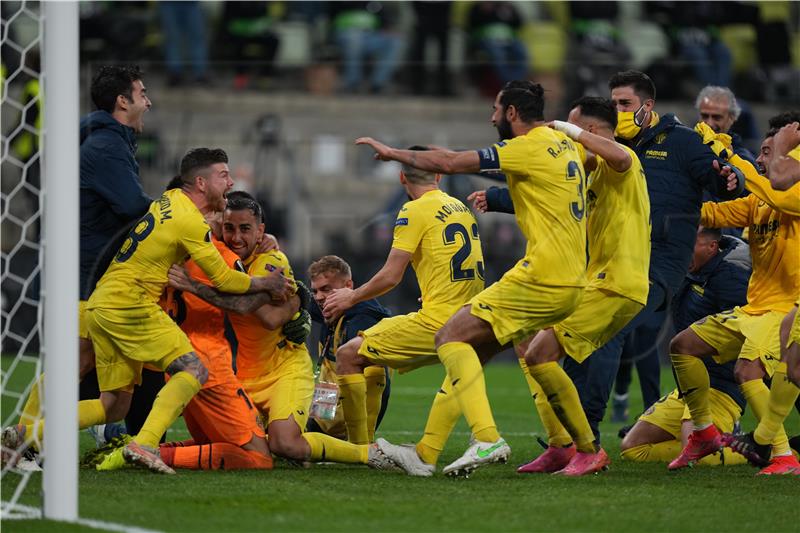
443, 222, 484, 282
567, 160, 586, 221
115, 212, 155, 263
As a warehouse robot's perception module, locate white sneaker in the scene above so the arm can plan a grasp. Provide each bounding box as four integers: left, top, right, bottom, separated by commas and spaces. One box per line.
442, 438, 510, 478
366, 442, 401, 472
376, 438, 435, 477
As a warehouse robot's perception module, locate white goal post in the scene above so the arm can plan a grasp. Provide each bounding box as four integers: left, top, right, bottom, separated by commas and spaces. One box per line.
42, 0, 79, 521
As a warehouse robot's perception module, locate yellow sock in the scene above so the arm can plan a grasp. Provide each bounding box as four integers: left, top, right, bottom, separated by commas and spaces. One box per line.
670, 354, 712, 427
416, 377, 462, 465
741, 378, 792, 456
437, 341, 499, 443
754, 363, 800, 449
621, 441, 681, 462
19, 374, 44, 426
338, 373, 368, 444
529, 362, 595, 452
518, 358, 571, 447
134, 371, 200, 448
698, 447, 748, 466
363, 366, 386, 442
78, 399, 107, 429
302, 432, 368, 464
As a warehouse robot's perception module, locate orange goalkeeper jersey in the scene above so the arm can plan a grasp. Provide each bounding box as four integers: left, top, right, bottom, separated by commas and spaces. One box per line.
701, 193, 799, 314
161, 237, 245, 388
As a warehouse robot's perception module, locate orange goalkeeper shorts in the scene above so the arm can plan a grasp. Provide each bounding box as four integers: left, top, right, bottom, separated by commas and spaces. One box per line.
182, 376, 265, 448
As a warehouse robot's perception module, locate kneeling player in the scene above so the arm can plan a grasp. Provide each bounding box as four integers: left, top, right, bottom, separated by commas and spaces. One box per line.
620, 359, 746, 466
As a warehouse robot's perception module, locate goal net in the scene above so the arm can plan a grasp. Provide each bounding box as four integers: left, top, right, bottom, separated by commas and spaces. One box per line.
2, 0, 79, 521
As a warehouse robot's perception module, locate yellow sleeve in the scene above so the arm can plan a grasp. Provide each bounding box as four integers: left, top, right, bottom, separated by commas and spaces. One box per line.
248, 251, 296, 283
181, 214, 251, 294
391, 202, 424, 254
732, 154, 800, 216
700, 196, 753, 229
494, 136, 530, 176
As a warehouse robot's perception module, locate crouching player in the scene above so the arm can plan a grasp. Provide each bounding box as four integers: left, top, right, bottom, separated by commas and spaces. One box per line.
621, 226, 750, 466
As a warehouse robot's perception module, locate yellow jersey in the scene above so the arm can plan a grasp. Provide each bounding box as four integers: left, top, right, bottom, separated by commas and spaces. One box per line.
478, 126, 587, 287
701, 194, 799, 314
585, 145, 651, 304
228, 250, 308, 381
392, 189, 485, 327
89, 188, 251, 309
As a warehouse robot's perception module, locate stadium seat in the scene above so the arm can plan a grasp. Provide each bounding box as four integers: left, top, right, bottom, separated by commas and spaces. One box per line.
719, 25, 758, 74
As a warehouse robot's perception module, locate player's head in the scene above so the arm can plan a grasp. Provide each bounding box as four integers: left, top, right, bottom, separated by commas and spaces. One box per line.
493, 80, 545, 141
223, 190, 265, 260
695, 86, 740, 134
308, 255, 354, 310
758, 110, 800, 176
689, 225, 722, 273
400, 146, 440, 194
567, 96, 617, 135
608, 70, 655, 140
179, 148, 233, 212
90, 65, 151, 133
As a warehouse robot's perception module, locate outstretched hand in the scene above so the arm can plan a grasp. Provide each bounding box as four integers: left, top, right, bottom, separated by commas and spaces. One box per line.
773, 122, 800, 156
712, 159, 740, 192
355, 137, 395, 161
467, 190, 488, 213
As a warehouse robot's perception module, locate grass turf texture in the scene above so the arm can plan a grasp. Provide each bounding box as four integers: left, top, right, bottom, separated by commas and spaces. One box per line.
3, 357, 799, 532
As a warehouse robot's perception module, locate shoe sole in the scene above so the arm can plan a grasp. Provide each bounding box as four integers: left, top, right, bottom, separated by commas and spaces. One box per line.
444, 453, 510, 479
123, 446, 175, 475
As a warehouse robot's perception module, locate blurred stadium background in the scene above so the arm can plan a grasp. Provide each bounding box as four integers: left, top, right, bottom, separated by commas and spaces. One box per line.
3, 0, 799, 355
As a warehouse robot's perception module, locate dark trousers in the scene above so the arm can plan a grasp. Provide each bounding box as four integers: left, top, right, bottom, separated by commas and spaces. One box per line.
563, 281, 670, 444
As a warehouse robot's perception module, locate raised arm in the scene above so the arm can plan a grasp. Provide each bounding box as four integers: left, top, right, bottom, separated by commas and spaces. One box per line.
550, 121, 632, 173
728, 154, 800, 216
769, 122, 800, 191
356, 137, 481, 175
323, 248, 412, 319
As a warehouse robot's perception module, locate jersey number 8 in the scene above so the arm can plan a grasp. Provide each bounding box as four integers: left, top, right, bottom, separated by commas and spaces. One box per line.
115, 212, 155, 263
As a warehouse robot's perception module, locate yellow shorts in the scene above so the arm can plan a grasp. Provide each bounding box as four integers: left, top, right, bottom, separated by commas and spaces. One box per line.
358, 312, 440, 373
639, 388, 740, 439
554, 286, 643, 363
79, 300, 90, 339
469, 262, 584, 346
239, 346, 314, 431
690, 307, 783, 376
788, 305, 799, 349
86, 303, 194, 392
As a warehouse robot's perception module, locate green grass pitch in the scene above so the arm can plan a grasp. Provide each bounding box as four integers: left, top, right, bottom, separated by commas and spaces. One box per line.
3, 358, 799, 532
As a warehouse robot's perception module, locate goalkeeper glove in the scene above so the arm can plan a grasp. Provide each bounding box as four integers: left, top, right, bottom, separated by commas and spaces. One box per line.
295, 280, 312, 311
283, 309, 311, 345
694, 121, 732, 160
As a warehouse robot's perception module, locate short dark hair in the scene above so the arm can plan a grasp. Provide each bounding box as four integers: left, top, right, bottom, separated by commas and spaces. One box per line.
571, 96, 618, 129
401, 146, 437, 184
179, 148, 229, 184
225, 190, 264, 222
499, 80, 545, 122
608, 70, 656, 102
698, 226, 722, 243
90, 65, 143, 113
766, 110, 800, 137
165, 175, 184, 191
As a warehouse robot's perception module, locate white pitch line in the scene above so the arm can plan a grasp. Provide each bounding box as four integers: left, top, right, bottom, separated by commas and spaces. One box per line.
1, 502, 163, 533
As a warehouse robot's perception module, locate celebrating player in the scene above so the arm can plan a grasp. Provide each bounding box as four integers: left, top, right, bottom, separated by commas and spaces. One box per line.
357, 81, 588, 477
323, 146, 485, 448
2, 148, 292, 473
669, 114, 800, 475
168, 191, 396, 469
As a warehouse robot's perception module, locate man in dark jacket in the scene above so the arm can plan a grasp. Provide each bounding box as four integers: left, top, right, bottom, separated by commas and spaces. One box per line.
561, 70, 745, 444
305, 255, 392, 442
79, 66, 155, 438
